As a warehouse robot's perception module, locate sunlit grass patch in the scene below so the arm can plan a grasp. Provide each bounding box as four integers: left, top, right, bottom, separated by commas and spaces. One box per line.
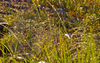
0, 0, 100, 63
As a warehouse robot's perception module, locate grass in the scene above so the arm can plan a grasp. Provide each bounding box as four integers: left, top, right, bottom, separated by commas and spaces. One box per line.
0, 0, 100, 63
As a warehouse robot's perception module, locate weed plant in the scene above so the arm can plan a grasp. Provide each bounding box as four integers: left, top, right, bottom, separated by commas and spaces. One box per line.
0, 0, 100, 63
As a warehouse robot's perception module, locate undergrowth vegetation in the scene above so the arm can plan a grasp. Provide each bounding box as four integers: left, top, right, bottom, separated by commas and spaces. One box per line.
0, 0, 100, 63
